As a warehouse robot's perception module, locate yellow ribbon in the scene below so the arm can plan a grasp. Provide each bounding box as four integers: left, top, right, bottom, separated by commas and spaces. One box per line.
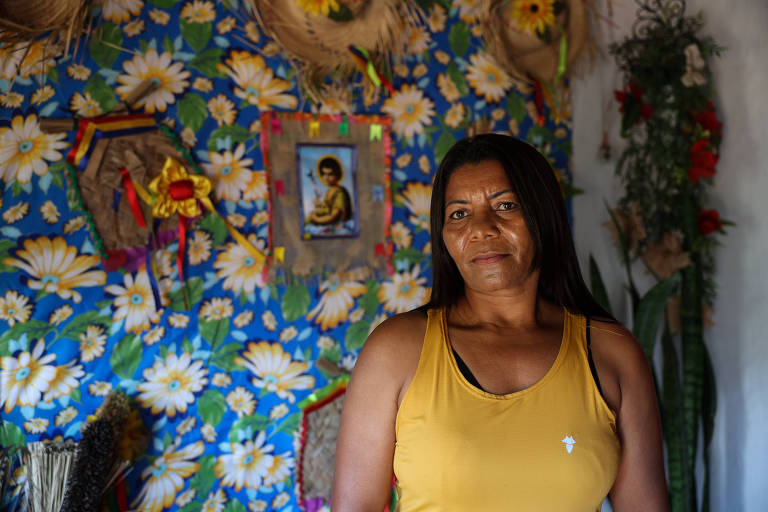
274, 246, 285, 263
309, 120, 320, 137
148, 157, 266, 264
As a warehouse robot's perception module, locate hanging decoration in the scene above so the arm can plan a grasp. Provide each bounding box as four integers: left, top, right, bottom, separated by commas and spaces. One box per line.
295, 375, 348, 512
243, 0, 422, 101
261, 111, 393, 276
595, 1, 728, 510
480, 0, 593, 84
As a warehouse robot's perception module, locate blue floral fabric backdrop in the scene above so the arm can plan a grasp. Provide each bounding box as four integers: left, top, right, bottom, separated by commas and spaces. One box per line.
0, 0, 573, 510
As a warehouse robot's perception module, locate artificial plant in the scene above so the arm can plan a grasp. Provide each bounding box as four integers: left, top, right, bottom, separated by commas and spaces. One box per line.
592, 1, 728, 511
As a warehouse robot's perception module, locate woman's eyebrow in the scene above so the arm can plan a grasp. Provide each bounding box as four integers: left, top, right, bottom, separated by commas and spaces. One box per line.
488, 188, 515, 200
445, 198, 469, 208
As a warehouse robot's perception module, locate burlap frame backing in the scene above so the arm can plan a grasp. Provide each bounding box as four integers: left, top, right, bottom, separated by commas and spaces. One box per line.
300, 393, 344, 504
262, 112, 392, 274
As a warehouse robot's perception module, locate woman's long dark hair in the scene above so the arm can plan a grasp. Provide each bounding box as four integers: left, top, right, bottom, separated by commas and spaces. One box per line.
427, 133, 613, 320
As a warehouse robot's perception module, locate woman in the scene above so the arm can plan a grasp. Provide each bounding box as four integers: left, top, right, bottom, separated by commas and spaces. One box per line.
332, 134, 668, 511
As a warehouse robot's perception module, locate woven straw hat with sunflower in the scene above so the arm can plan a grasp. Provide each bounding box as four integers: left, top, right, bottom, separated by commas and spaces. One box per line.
243, 0, 422, 100
481, 0, 593, 83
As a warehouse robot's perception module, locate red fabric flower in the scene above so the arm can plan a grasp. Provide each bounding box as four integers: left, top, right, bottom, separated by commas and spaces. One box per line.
689, 139, 719, 183
698, 209, 722, 235
628, 81, 643, 100
695, 101, 722, 136
640, 104, 654, 120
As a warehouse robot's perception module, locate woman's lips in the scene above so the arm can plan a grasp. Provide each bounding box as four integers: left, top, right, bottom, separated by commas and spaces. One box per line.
473, 253, 505, 264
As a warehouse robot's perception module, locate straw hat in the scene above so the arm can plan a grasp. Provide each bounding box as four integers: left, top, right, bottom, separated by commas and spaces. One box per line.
0, 0, 90, 56
481, 0, 592, 83
245, 0, 422, 98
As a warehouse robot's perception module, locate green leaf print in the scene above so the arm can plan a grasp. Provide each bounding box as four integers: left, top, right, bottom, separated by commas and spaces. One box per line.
89, 22, 123, 69
84, 74, 119, 113
206, 124, 253, 153
0, 320, 54, 357
209, 343, 246, 372
224, 501, 247, 512
281, 284, 311, 323
449, 22, 470, 57
178, 93, 208, 132
109, 334, 143, 379
344, 320, 370, 352
189, 454, 217, 498
199, 318, 230, 350
57, 310, 112, 341
189, 48, 227, 78
228, 414, 271, 443
446, 62, 469, 96
198, 389, 227, 426
180, 19, 213, 53
506, 94, 527, 124
360, 280, 381, 319
199, 212, 229, 246
148, 0, 181, 7
434, 129, 457, 165
0, 240, 17, 273
0, 420, 25, 447
168, 277, 204, 311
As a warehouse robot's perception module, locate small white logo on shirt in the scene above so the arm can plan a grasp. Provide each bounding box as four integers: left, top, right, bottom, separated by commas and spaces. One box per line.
561, 435, 575, 453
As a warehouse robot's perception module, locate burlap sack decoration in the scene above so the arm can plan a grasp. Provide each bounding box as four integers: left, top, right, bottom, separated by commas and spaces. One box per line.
245, 0, 422, 100
481, 0, 593, 83
75, 130, 190, 254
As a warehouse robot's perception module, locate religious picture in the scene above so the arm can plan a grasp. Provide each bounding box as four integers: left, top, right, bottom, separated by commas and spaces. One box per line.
297, 144, 359, 239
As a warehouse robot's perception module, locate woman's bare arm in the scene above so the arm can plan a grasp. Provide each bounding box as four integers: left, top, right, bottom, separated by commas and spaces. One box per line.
591, 320, 670, 511
331, 313, 424, 512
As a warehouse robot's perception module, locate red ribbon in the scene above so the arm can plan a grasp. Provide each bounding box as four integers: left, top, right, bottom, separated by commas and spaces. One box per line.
119, 167, 147, 227
115, 473, 128, 511
275, 180, 285, 196
375, 242, 386, 257
169, 179, 195, 200
177, 215, 188, 283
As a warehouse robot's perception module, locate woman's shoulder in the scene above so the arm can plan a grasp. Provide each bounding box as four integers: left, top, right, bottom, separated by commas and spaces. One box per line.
363, 309, 429, 357
350, 309, 429, 405
588, 317, 651, 413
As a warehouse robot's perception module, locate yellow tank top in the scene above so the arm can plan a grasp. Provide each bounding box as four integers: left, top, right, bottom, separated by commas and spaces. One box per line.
393, 308, 620, 512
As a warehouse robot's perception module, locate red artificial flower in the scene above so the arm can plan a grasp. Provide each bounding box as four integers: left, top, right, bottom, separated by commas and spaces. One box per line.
689, 139, 719, 183
640, 103, 654, 120
698, 209, 722, 235
628, 81, 643, 100
695, 101, 722, 136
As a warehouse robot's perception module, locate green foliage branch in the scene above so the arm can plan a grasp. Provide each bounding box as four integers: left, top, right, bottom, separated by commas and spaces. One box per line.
596, 1, 728, 510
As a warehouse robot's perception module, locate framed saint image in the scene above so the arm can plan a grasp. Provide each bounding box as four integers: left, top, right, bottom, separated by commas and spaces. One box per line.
297, 144, 358, 239
261, 111, 392, 273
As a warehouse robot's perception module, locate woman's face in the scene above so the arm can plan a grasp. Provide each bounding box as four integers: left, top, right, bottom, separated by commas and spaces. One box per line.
441, 160, 537, 296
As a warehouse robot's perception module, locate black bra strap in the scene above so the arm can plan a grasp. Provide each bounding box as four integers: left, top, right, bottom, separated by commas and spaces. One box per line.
452, 347, 485, 391
586, 316, 605, 397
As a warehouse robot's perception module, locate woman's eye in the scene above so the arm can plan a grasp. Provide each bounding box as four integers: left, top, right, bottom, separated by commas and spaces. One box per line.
448, 210, 467, 220
497, 201, 517, 211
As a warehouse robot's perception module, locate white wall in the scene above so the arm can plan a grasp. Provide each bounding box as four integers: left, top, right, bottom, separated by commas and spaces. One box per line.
572, 1, 768, 510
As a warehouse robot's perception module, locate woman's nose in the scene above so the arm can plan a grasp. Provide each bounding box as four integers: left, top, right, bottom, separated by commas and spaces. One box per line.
469, 210, 499, 239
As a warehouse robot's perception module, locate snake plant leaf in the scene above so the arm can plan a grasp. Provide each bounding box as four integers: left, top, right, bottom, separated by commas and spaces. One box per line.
588, 254, 613, 317
680, 262, 704, 511
661, 325, 689, 512
633, 274, 680, 362
700, 342, 717, 512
